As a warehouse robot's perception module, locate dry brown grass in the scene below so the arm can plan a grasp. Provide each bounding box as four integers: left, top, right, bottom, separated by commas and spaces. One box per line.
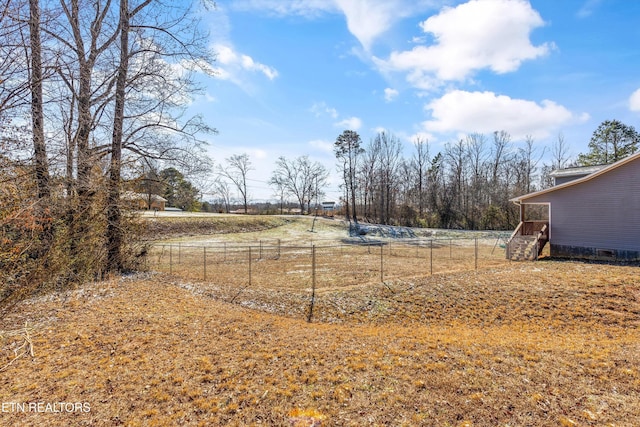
142, 214, 289, 239
0, 258, 638, 426
148, 238, 510, 295
1, 216, 637, 426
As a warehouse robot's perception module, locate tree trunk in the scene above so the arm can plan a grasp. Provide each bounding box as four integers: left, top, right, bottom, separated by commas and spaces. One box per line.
349, 166, 358, 223
106, 0, 129, 273
29, 0, 50, 202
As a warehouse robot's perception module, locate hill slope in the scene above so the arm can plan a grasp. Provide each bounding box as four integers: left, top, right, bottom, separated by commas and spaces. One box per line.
1, 260, 639, 426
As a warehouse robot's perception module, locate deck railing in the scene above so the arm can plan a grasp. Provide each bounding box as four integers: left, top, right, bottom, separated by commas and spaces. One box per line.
506, 221, 549, 260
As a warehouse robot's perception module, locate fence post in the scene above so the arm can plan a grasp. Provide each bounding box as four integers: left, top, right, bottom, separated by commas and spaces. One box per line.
248, 246, 252, 286
169, 244, 173, 274
430, 239, 433, 275
380, 244, 384, 282
450, 239, 453, 259
475, 238, 478, 270
203, 247, 207, 280
178, 242, 181, 265
260, 240, 263, 259
307, 245, 316, 323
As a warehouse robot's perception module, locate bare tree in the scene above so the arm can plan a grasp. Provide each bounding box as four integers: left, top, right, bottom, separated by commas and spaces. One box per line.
444, 139, 467, 227
359, 136, 380, 221
376, 131, 402, 224
539, 132, 572, 189
219, 153, 253, 214
334, 130, 363, 223
107, 0, 136, 271
83, 0, 213, 272
551, 131, 571, 170
212, 178, 232, 213
489, 130, 512, 204
135, 161, 164, 208
41, 0, 214, 273
410, 137, 430, 217
428, 152, 455, 228
28, 0, 50, 202
53, 0, 120, 200
516, 135, 545, 194
490, 131, 511, 183
0, 0, 216, 298
465, 133, 487, 229
0, 0, 31, 118
270, 155, 328, 215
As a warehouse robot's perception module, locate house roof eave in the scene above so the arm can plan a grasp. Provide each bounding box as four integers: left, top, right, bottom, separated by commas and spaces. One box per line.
510, 151, 640, 204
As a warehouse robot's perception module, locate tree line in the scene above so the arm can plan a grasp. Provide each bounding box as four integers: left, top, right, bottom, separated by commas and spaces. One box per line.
203, 119, 637, 229
333, 129, 544, 230
333, 119, 639, 230
1, 0, 214, 306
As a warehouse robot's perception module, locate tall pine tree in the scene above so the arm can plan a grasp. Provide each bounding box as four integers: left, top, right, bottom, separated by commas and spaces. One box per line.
577, 120, 639, 166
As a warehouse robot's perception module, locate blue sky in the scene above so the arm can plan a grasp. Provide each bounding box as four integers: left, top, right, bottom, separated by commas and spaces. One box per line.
189, 0, 640, 202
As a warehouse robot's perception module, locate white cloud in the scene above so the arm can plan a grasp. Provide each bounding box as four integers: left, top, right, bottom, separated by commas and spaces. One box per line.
215, 44, 237, 65
384, 88, 399, 102
335, 116, 362, 130
231, 0, 437, 51
629, 88, 640, 112
410, 131, 434, 144
230, 0, 335, 17
375, 0, 551, 85
333, 0, 401, 50
577, 0, 603, 18
372, 126, 388, 135
240, 54, 278, 80
253, 148, 268, 159
309, 139, 335, 153
310, 102, 339, 119
212, 44, 278, 85
334, 0, 442, 50
423, 90, 579, 140
168, 58, 217, 78
310, 102, 361, 131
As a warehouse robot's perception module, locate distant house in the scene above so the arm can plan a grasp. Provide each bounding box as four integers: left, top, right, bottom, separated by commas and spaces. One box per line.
122, 191, 167, 211
320, 201, 336, 217
507, 152, 640, 261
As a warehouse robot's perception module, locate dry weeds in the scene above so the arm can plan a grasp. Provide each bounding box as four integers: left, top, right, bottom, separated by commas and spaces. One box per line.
0, 259, 639, 426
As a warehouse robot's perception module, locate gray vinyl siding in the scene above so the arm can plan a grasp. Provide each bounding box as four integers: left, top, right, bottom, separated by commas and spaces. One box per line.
523, 158, 640, 252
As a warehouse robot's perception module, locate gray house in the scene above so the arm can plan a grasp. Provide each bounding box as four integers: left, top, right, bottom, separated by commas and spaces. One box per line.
507, 152, 640, 261
548, 164, 606, 186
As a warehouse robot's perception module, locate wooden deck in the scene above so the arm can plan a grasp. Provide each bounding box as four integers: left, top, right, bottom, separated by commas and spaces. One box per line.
506, 221, 549, 261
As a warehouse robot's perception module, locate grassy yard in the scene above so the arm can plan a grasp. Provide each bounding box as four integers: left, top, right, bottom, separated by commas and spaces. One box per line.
1, 216, 638, 426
